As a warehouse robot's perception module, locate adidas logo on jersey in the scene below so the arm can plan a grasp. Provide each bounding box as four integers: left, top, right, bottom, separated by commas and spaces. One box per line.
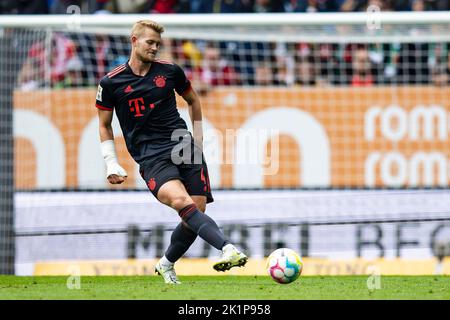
124, 85, 133, 93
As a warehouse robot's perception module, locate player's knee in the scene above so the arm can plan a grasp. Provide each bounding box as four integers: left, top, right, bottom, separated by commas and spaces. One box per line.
170, 195, 193, 211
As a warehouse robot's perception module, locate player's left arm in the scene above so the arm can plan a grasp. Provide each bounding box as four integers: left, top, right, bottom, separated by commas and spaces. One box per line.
182, 88, 203, 149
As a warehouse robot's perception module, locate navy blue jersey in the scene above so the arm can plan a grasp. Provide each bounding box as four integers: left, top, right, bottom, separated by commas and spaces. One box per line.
95, 60, 192, 164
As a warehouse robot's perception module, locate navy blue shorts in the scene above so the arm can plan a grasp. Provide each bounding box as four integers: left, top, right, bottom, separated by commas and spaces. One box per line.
139, 143, 213, 203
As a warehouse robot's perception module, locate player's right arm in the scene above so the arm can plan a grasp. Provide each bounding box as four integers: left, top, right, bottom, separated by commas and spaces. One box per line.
96, 80, 127, 184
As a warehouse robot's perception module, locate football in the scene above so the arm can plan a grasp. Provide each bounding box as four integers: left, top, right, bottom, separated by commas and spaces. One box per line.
266, 248, 303, 284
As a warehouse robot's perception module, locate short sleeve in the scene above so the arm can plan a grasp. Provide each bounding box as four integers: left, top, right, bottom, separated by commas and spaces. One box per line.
173, 63, 192, 96
95, 78, 115, 111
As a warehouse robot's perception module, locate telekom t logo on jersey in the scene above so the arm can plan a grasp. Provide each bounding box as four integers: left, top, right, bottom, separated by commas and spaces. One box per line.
128, 97, 155, 117
129, 97, 145, 117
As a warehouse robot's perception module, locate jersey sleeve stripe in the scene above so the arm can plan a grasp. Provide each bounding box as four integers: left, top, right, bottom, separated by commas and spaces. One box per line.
96, 104, 113, 111
107, 65, 126, 78
109, 63, 126, 73
109, 64, 125, 72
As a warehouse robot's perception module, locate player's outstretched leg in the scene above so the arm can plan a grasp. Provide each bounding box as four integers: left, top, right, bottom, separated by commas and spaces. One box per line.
155, 222, 197, 284
157, 180, 247, 273
178, 203, 248, 272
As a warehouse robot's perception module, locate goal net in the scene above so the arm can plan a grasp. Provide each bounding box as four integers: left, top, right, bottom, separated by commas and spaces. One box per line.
1, 12, 449, 276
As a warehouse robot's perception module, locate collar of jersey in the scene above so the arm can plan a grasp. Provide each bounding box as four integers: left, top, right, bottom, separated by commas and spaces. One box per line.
126, 60, 154, 78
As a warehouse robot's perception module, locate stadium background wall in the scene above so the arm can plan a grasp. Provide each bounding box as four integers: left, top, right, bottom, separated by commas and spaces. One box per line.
14, 86, 450, 190
15, 189, 450, 276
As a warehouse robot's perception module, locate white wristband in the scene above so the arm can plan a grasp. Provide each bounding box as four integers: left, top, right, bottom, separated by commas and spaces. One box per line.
100, 140, 118, 166
100, 140, 127, 178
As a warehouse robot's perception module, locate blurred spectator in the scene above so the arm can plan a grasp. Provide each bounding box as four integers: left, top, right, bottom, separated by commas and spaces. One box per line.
175, 0, 191, 12
372, 43, 401, 83
103, 0, 151, 13
50, 0, 107, 13
186, 0, 254, 13
0, 0, 49, 14
17, 32, 79, 89
254, 63, 274, 85
286, 0, 340, 12
194, 44, 240, 86
106, 35, 131, 66
253, 0, 285, 12
413, 0, 449, 11
367, 0, 393, 11
431, 63, 448, 86
182, 40, 203, 68
93, 34, 111, 79
218, 0, 254, 13
390, 0, 411, 10
340, 0, 403, 11
169, 38, 202, 70
75, 33, 122, 86
295, 56, 316, 85
54, 55, 85, 88
315, 43, 340, 85
47, 33, 78, 84
51, 0, 100, 13
219, 41, 274, 85
430, 0, 450, 10
8, 0, 448, 92
156, 38, 208, 94
398, 42, 430, 84
367, 43, 387, 82
150, 0, 179, 13
351, 46, 375, 86
2, 0, 446, 14
272, 43, 295, 86
339, 0, 367, 11
273, 56, 292, 85
336, 43, 355, 84
412, 0, 425, 11
431, 50, 450, 86
294, 43, 339, 85
94, 0, 111, 12
428, 43, 447, 70
50, 0, 80, 13
17, 60, 40, 91
339, 0, 448, 11
187, 0, 214, 13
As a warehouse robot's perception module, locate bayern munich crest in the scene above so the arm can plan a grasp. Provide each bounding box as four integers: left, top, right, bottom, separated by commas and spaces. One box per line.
154, 75, 166, 88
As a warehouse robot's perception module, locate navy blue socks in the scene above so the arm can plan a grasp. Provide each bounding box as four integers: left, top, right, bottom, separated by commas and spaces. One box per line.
178, 204, 228, 251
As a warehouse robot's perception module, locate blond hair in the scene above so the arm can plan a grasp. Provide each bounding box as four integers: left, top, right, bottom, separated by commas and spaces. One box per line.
131, 20, 164, 37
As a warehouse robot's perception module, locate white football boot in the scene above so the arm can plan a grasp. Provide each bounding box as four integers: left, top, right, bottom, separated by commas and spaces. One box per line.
213, 244, 248, 272
155, 261, 181, 284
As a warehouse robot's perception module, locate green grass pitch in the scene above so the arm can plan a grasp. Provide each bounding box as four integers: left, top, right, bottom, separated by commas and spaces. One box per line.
0, 275, 449, 300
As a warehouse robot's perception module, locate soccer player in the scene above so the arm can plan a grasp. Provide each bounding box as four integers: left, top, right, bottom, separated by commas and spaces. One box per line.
95, 20, 247, 284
